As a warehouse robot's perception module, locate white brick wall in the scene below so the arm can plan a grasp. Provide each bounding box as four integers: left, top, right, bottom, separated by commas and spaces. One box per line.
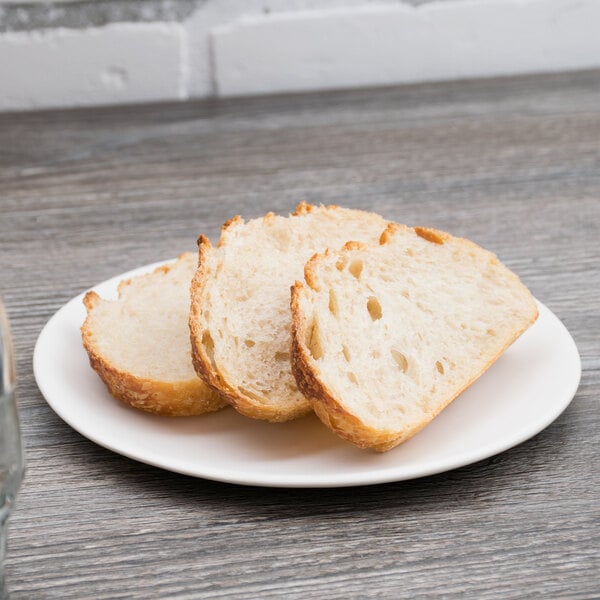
0, 0, 599, 112
212, 0, 600, 97
0, 24, 185, 110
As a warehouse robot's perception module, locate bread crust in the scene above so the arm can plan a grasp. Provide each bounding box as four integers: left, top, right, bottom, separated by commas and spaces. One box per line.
290, 225, 539, 452
81, 255, 226, 417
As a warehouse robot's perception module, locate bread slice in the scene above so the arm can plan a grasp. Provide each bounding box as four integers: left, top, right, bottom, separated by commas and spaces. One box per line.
189, 202, 389, 421
291, 223, 539, 451
81, 253, 226, 416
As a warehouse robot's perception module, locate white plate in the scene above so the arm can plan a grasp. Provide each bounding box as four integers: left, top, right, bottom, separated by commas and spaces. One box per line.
33, 260, 581, 488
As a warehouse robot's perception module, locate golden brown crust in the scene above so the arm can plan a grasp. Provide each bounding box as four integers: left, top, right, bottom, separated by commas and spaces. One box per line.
83, 290, 100, 311
290, 225, 540, 452
379, 222, 405, 244
303, 252, 324, 292
292, 201, 316, 216
221, 215, 243, 233
302, 240, 368, 293
414, 226, 448, 245
81, 255, 226, 417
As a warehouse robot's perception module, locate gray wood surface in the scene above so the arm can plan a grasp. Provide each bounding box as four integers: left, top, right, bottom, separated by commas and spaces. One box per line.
0, 70, 598, 599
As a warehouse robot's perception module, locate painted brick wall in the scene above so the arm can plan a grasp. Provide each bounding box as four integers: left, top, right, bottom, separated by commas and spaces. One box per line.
0, 0, 599, 111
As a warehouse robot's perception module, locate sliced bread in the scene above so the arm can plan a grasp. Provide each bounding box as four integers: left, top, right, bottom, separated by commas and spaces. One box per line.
189, 203, 389, 421
81, 253, 226, 416
291, 223, 539, 451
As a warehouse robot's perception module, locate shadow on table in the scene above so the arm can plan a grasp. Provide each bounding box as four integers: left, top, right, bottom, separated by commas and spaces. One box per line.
84, 405, 573, 518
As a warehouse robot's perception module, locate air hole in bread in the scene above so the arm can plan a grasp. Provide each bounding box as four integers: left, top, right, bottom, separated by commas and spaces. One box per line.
486, 328, 496, 336
402, 290, 410, 299
347, 372, 358, 384
367, 296, 382, 320
416, 301, 433, 315
342, 345, 351, 362
244, 339, 255, 347
328, 288, 338, 316
275, 351, 290, 362
202, 331, 217, 370
307, 320, 324, 360
415, 227, 444, 245
336, 256, 348, 271
349, 259, 363, 279
435, 360, 444, 375
406, 248, 414, 257
391, 349, 408, 373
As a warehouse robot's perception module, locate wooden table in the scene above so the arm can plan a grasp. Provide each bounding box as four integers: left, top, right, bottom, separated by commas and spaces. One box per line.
1, 70, 598, 599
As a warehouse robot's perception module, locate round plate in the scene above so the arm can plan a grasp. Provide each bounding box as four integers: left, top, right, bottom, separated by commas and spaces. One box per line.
33, 260, 581, 488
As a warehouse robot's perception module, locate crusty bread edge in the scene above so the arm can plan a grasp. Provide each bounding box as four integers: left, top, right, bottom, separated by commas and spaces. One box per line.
81, 256, 226, 417
291, 226, 540, 452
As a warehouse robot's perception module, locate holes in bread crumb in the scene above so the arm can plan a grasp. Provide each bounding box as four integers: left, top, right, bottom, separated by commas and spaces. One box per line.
367, 296, 382, 320
307, 320, 324, 360
486, 328, 496, 337
275, 351, 290, 362
347, 372, 358, 385
349, 259, 363, 279
328, 289, 338, 316
202, 331, 217, 370
435, 361, 444, 375
416, 301, 433, 315
391, 349, 408, 373
342, 345, 351, 362
336, 256, 348, 271
244, 339, 255, 347
402, 290, 410, 299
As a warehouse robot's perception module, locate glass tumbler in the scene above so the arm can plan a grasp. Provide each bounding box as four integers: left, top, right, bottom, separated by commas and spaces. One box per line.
0, 300, 25, 597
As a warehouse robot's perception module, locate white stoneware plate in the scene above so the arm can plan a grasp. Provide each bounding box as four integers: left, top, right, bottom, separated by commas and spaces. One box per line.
34, 260, 581, 488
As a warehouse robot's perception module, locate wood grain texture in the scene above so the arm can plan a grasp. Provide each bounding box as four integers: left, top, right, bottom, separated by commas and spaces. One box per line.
0, 70, 598, 599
